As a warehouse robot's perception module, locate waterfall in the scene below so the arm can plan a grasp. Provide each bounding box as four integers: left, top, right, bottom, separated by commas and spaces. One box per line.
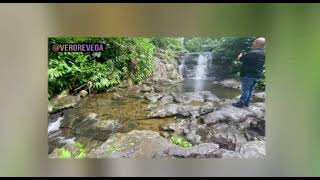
178, 52, 212, 80
194, 54, 208, 80
178, 53, 187, 79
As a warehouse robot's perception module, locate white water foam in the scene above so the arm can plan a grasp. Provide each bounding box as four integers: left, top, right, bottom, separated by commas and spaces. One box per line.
58, 137, 76, 145
48, 116, 63, 133
194, 54, 208, 80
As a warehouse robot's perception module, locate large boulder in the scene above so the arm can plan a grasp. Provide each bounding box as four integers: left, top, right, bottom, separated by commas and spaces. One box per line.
202, 102, 265, 125
148, 101, 216, 118
171, 91, 220, 104
254, 92, 266, 100
168, 143, 220, 158
87, 130, 225, 159
49, 95, 81, 113
87, 130, 175, 159
239, 140, 266, 158
61, 113, 122, 141
79, 90, 88, 98
212, 140, 266, 159
148, 104, 191, 118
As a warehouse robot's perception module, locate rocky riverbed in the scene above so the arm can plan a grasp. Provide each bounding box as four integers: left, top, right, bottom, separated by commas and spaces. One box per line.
48, 50, 266, 159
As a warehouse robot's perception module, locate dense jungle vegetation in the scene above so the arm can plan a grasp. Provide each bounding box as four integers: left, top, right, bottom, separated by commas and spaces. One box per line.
48, 37, 265, 99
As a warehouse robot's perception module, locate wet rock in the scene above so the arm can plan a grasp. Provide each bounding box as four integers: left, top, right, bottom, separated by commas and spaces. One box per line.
185, 130, 202, 145
144, 93, 163, 103
244, 119, 265, 141
199, 102, 216, 115
50, 95, 81, 113
62, 113, 122, 141
168, 143, 220, 158
239, 141, 266, 159
149, 101, 216, 118
202, 102, 265, 125
87, 130, 175, 159
196, 123, 247, 150
79, 90, 88, 98
171, 91, 219, 104
127, 85, 144, 99
140, 85, 153, 93
212, 149, 242, 158
212, 141, 266, 159
159, 94, 174, 105
254, 92, 266, 100
171, 92, 204, 104
112, 93, 123, 100
148, 104, 190, 118
160, 123, 177, 131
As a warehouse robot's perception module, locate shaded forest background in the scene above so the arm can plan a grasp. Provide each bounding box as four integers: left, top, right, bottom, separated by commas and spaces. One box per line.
48, 37, 265, 99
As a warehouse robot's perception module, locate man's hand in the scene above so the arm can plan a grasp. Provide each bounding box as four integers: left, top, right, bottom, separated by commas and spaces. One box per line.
237, 52, 243, 60
237, 51, 246, 60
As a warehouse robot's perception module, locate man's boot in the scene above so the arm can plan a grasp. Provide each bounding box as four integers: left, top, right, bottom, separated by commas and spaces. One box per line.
232, 101, 245, 108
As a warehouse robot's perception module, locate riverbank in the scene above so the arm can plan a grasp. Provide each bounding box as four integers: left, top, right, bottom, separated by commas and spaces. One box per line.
48, 78, 265, 159
48, 49, 266, 159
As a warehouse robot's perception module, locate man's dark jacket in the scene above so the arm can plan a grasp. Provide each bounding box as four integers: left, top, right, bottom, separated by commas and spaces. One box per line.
239, 48, 265, 79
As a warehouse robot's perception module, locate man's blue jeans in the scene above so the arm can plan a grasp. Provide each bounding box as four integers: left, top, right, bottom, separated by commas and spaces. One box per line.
240, 76, 258, 105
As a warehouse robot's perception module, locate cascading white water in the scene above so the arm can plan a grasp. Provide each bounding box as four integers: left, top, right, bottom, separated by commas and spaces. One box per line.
194, 54, 208, 80
178, 52, 211, 80
48, 116, 63, 133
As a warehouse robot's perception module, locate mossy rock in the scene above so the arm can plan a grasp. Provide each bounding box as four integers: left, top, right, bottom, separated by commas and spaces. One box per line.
49, 95, 81, 113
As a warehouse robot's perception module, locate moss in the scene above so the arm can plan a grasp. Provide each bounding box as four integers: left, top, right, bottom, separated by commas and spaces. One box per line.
169, 136, 193, 148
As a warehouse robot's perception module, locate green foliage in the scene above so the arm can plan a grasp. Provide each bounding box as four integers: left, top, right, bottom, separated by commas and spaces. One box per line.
257, 69, 266, 90
151, 37, 184, 50
57, 148, 72, 159
184, 37, 223, 52
75, 142, 86, 159
170, 136, 193, 148
56, 142, 87, 159
48, 37, 155, 98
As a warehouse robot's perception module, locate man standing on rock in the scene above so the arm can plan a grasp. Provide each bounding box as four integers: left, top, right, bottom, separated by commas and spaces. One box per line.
232, 37, 265, 108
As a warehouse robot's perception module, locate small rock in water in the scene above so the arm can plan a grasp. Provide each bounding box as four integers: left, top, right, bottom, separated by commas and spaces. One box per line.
141, 85, 153, 92
79, 90, 88, 98
254, 92, 266, 99
112, 93, 123, 100
50, 95, 81, 113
